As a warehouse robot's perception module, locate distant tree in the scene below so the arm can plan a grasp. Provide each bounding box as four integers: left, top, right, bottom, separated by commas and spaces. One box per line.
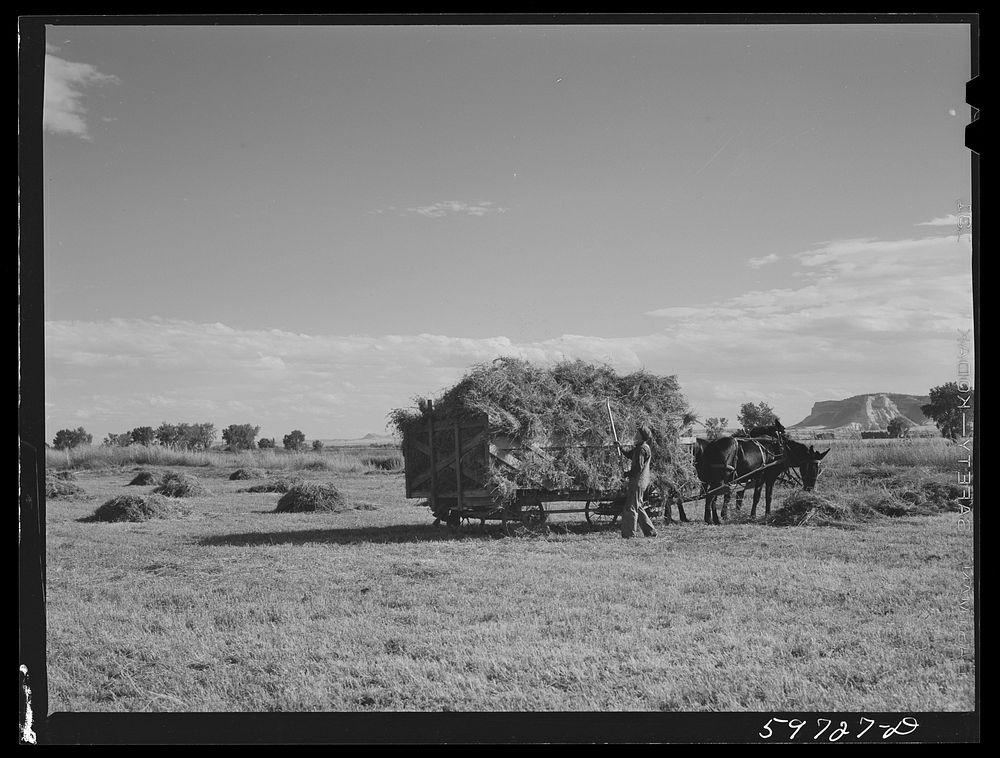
222, 424, 261, 450
129, 426, 156, 446
704, 418, 729, 440
184, 422, 216, 450
737, 402, 777, 435
257, 437, 276, 449
175, 423, 195, 449
311, 439, 325, 452
53, 427, 92, 450
102, 431, 133, 447
155, 422, 182, 447
886, 416, 912, 439
283, 430, 306, 451
921, 383, 975, 441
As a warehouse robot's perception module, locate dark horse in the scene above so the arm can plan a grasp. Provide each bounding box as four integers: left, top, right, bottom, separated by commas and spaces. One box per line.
746, 418, 786, 439
665, 437, 712, 523
671, 432, 773, 522
696, 431, 829, 524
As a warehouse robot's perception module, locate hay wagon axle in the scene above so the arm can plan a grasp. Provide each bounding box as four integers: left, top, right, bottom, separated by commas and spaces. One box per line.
438, 487, 666, 536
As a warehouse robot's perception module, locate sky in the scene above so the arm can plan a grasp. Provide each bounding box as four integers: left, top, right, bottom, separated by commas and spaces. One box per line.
39, 21, 976, 442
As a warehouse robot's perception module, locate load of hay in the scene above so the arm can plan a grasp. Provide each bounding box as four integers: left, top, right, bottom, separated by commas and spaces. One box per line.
153, 472, 209, 498
275, 482, 346, 513
229, 467, 265, 480
390, 357, 697, 504
84, 494, 191, 523
128, 469, 164, 486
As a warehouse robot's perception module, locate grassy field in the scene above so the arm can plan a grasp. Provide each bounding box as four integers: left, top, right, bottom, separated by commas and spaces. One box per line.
45, 443, 405, 475
42, 440, 975, 712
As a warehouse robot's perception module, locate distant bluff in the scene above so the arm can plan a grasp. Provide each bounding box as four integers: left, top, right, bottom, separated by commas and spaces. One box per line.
790, 393, 930, 430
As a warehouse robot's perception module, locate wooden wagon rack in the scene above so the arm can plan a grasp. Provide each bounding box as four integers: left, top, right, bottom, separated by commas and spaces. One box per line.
401, 401, 663, 534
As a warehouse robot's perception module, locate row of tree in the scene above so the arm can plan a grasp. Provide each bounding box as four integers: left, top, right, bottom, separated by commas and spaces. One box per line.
697, 384, 975, 441
53, 422, 328, 452
50, 383, 975, 450
701, 401, 783, 440
101, 422, 218, 450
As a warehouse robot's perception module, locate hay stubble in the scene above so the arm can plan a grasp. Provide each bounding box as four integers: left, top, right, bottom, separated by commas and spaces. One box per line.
45, 447, 974, 712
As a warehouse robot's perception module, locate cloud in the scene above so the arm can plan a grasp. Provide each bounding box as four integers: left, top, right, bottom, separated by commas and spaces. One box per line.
43, 51, 120, 139
44, 230, 974, 437
747, 253, 779, 269
643, 232, 973, 414
403, 201, 505, 218
915, 213, 970, 227
43, 318, 647, 439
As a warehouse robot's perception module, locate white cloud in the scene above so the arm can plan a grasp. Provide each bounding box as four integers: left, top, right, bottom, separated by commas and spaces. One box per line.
44, 318, 647, 439
747, 253, 779, 269
916, 213, 970, 227
403, 200, 505, 218
43, 231, 974, 437
255, 354, 286, 371
43, 51, 120, 139
643, 232, 974, 417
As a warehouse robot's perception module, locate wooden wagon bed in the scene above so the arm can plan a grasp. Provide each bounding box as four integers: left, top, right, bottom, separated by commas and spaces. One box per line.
401, 403, 665, 533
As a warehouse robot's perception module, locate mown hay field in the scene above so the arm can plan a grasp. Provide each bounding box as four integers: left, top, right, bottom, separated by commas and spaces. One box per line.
44, 441, 974, 712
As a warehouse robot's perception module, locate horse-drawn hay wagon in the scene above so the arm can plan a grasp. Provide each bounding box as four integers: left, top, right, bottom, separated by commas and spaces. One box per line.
400, 400, 672, 535
393, 358, 698, 534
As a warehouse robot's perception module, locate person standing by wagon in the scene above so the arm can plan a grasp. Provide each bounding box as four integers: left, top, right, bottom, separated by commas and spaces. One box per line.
618, 425, 657, 539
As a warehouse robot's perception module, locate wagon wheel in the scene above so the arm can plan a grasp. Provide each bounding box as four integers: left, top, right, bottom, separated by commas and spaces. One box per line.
585, 500, 618, 528
644, 487, 665, 521
502, 501, 548, 537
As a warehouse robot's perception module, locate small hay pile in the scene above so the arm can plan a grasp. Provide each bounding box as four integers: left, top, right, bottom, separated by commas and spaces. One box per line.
390, 357, 696, 504
275, 482, 347, 513
363, 454, 404, 472
899, 480, 966, 514
128, 469, 163, 486
52, 470, 78, 481
858, 490, 913, 518
229, 467, 265, 480
45, 477, 86, 499
768, 492, 855, 527
153, 472, 209, 498
242, 475, 304, 494
83, 494, 191, 523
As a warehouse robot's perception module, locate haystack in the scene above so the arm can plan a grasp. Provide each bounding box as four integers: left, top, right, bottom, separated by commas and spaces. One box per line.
46, 478, 86, 499
84, 494, 191, 523
153, 472, 209, 498
242, 475, 303, 493
128, 469, 163, 486
390, 357, 697, 502
275, 482, 346, 513
229, 467, 265, 480
917, 480, 966, 511
859, 490, 913, 518
768, 492, 853, 527
899, 480, 964, 514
